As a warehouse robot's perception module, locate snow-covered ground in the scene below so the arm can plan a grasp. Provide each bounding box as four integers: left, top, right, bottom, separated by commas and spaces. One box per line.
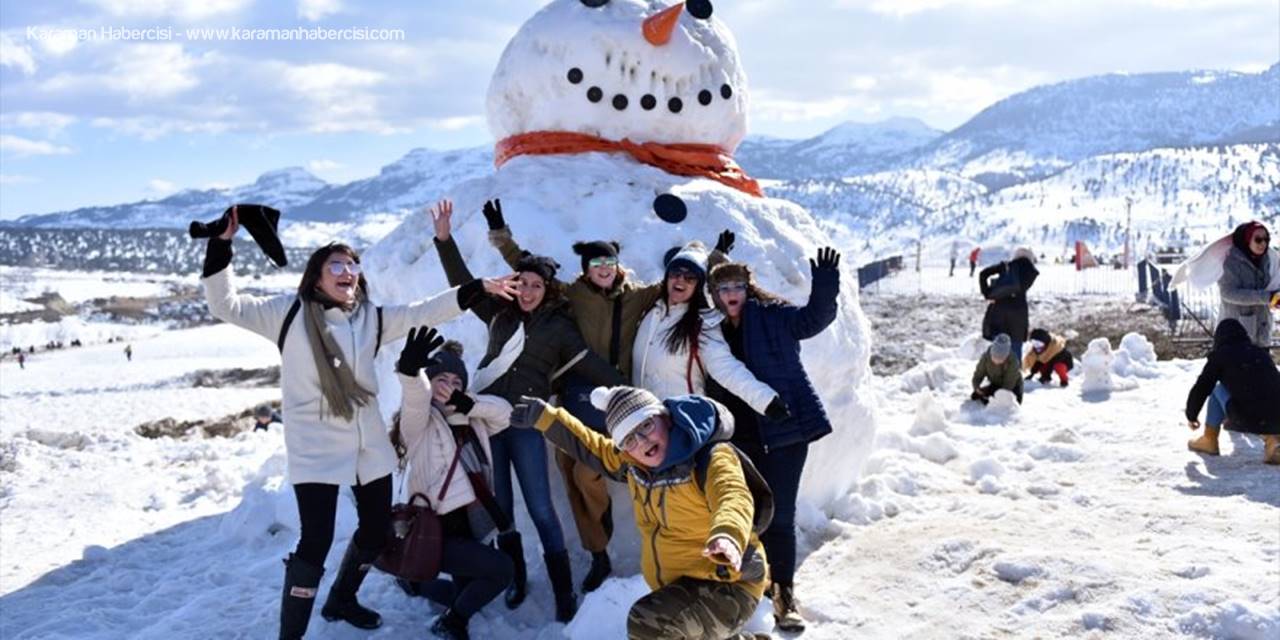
1, 281, 1275, 639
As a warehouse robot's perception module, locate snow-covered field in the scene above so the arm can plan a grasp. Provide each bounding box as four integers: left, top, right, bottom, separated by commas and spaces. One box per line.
1, 279, 1275, 639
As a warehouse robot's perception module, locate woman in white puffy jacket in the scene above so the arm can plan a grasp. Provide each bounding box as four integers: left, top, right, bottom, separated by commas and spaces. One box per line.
200, 207, 518, 640
632, 241, 790, 422
391, 330, 515, 639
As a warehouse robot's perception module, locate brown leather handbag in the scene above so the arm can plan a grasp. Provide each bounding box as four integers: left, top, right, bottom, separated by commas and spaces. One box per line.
374, 442, 464, 582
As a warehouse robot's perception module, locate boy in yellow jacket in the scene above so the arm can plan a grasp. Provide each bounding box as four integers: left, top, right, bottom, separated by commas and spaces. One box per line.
510, 386, 772, 640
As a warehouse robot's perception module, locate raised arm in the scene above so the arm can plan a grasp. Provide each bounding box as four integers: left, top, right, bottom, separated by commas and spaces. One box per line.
431, 199, 506, 324
978, 263, 1003, 298
700, 320, 779, 414
786, 247, 841, 341
514, 399, 627, 482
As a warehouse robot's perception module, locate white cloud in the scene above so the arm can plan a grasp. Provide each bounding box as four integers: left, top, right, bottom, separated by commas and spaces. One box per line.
40, 44, 203, 101
0, 112, 78, 134
89, 116, 234, 141
276, 62, 398, 133
306, 159, 344, 172
84, 0, 252, 21
0, 33, 37, 75
147, 178, 177, 195
298, 0, 342, 21
425, 115, 485, 131
0, 134, 74, 157
0, 174, 39, 185
835, 0, 1015, 17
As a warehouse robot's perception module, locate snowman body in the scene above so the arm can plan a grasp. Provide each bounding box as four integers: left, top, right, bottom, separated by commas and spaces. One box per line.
365, 0, 874, 505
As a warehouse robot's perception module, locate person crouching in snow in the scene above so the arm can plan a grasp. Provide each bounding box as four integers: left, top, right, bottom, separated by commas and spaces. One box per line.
509, 386, 773, 640
390, 329, 517, 639
971, 334, 1024, 405
1184, 318, 1280, 464
1023, 328, 1075, 387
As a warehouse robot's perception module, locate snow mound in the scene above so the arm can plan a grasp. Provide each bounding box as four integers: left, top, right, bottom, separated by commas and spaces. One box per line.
909, 390, 951, 436
1177, 600, 1280, 640
992, 558, 1044, 584
1080, 337, 1115, 393
1113, 332, 1160, 378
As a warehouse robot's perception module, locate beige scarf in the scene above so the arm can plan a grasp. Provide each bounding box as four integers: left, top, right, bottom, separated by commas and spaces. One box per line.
303, 300, 374, 421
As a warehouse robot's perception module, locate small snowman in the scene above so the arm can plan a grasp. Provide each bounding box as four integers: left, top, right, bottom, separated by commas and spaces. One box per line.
366, 0, 874, 503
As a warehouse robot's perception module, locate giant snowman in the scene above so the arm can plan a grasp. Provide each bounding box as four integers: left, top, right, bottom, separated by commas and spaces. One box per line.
364, 0, 874, 513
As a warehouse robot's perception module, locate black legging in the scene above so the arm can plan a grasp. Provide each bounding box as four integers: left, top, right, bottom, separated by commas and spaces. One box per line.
293, 474, 392, 567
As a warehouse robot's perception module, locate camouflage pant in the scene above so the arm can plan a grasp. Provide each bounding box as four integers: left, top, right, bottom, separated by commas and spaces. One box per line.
627, 577, 761, 640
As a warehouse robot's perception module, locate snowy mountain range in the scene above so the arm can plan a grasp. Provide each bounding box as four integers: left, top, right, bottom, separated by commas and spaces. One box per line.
5, 64, 1277, 260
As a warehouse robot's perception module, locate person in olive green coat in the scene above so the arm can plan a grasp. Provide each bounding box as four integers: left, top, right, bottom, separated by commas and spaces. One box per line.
971, 333, 1024, 405
480, 198, 735, 595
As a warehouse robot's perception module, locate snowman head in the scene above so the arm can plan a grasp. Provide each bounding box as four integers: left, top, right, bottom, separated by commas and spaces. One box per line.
487, 0, 749, 152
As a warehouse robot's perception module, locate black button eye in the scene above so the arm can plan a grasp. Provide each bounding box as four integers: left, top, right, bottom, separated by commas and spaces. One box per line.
567, 68, 583, 84
581, 0, 610, 7
720, 84, 732, 99
698, 90, 712, 106
587, 87, 603, 103
612, 94, 628, 110
687, 0, 713, 19
668, 97, 683, 113
641, 94, 657, 110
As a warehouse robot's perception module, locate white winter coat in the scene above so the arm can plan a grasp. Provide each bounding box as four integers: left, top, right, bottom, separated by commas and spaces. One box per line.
203, 266, 466, 486
396, 373, 512, 516
631, 300, 778, 412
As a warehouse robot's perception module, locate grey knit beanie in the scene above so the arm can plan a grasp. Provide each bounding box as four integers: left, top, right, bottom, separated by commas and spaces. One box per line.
991, 334, 1012, 360
590, 386, 666, 447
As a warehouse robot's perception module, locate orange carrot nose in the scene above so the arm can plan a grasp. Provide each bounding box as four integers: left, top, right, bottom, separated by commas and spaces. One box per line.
643, 2, 684, 46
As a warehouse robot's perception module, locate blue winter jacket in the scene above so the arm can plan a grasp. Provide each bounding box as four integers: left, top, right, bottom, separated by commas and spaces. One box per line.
712, 267, 840, 450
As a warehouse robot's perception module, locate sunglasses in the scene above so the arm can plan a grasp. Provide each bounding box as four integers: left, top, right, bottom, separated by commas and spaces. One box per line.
667, 268, 700, 283
1252, 235, 1271, 245
326, 260, 362, 276
588, 257, 619, 269
716, 282, 747, 294
619, 418, 659, 452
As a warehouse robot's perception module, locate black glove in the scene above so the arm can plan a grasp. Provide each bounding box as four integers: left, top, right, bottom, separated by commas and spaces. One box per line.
810, 247, 840, 276
714, 229, 735, 255
509, 395, 550, 429
763, 396, 791, 421
201, 237, 233, 278
397, 326, 444, 376
446, 389, 476, 415
482, 199, 505, 231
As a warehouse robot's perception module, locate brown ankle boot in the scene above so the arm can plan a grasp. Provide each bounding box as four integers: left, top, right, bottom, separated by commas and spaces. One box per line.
1263, 435, 1280, 465
1188, 425, 1221, 456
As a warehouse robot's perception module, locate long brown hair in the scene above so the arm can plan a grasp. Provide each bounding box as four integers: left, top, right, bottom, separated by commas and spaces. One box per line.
708, 262, 789, 309
298, 243, 369, 308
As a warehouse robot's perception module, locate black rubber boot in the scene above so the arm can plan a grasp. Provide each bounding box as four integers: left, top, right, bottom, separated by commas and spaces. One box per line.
497, 530, 527, 609
545, 550, 578, 623
581, 550, 611, 593
319, 542, 383, 630
429, 609, 471, 640
279, 554, 324, 640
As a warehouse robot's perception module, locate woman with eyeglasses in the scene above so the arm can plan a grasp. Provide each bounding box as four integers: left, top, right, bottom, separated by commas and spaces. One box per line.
201, 207, 519, 639
704, 248, 841, 633
431, 199, 626, 623
1188, 221, 1279, 456
632, 241, 789, 423
481, 199, 738, 595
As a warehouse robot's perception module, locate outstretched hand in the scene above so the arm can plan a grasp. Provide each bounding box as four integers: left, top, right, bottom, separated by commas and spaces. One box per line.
483, 273, 521, 300
429, 199, 453, 241
397, 326, 444, 376
810, 247, 840, 274
482, 199, 506, 231
702, 535, 742, 570
218, 205, 240, 241
509, 395, 550, 429
1187, 420, 1201, 431
714, 229, 735, 255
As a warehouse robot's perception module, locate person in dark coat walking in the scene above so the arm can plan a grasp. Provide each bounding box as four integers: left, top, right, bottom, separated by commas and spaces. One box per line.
431, 199, 625, 623
705, 247, 841, 632
1185, 318, 1280, 464
979, 248, 1040, 361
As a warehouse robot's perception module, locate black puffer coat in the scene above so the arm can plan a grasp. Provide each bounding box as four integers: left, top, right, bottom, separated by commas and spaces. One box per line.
1185, 319, 1280, 434
435, 236, 624, 403
980, 257, 1040, 342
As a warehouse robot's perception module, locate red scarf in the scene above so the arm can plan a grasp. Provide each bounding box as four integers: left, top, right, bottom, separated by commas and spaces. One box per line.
494, 131, 764, 198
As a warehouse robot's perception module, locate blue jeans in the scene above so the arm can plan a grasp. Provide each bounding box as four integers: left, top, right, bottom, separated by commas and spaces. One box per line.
1206, 383, 1231, 428
489, 427, 566, 554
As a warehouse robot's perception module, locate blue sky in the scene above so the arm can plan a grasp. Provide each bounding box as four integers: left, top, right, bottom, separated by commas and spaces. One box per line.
0, 0, 1274, 219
